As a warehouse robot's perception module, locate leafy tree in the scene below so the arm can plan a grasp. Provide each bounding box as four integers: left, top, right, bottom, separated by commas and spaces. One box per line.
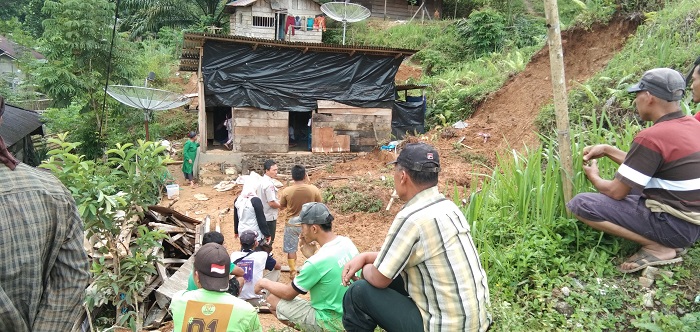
41, 133, 171, 330
31, 0, 137, 157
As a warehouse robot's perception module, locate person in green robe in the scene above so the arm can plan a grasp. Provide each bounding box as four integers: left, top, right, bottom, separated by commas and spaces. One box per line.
182, 131, 199, 186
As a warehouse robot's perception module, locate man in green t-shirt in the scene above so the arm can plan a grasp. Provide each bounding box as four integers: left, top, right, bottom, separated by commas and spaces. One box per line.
255, 203, 359, 331
170, 243, 262, 332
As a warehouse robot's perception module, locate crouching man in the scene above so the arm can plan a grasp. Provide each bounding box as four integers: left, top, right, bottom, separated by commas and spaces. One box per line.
255, 203, 359, 331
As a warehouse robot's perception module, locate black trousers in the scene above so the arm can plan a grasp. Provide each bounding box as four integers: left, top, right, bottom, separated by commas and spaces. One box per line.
342, 276, 423, 332
266, 219, 277, 244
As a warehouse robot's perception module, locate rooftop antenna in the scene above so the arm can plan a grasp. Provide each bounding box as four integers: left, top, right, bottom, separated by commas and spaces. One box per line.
320, 1, 371, 45
106, 76, 190, 141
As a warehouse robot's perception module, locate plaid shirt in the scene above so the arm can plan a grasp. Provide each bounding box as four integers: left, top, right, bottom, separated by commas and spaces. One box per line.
375, 186, 491, 332
0, 163, 89, 332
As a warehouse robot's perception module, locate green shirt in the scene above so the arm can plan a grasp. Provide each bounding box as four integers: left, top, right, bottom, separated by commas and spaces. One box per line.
187, 263, 236, 291
170, 289, 261, 332
293, 236, 359, 331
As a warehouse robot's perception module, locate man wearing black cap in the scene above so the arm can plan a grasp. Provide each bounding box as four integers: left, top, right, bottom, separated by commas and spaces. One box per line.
170, 243, 261, 332
341, 142, 491, 332
254, 202, 359, 332
567, 68, 700, 273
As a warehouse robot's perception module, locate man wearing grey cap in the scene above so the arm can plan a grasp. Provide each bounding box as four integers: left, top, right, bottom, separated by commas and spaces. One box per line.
567, 68, 700, 273
341, 142, 491, 332
254, 202, 359, 331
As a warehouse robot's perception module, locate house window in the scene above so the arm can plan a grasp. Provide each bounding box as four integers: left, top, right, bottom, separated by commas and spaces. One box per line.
253, 16, 274, 28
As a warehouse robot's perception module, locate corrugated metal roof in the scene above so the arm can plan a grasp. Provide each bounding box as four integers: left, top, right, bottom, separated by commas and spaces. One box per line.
0, 104, 44, 147
179, 33, 418, 72
0, 35, 45, 60
226, 0, 259, 7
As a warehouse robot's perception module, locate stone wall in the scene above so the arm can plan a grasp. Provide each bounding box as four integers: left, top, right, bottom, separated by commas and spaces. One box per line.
242, 152, 360, 175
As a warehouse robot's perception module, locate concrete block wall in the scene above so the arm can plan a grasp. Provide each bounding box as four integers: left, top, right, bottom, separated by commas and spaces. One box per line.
242, 152, 360, 175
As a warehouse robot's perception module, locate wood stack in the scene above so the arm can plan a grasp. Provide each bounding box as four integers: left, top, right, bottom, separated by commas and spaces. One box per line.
140, 205, 204, 329
75, 205, 207, 331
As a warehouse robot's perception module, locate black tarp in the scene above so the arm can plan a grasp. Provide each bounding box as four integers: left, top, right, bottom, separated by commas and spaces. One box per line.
203, 41, 404, 112
391, 96, 425, 139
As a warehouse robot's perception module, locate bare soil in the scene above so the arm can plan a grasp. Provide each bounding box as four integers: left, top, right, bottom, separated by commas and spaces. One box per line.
158, 18, 638, 331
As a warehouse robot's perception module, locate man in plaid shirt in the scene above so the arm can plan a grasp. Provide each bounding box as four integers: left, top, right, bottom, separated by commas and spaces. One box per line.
0, 95, 90, 331
341, 143, 491, 332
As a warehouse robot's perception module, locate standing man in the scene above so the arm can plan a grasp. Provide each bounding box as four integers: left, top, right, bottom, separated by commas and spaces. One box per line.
0, 95, 90, 331
567, 68, 700, 273
255, 203, 359, 331
170, 243, 262, 332
341, 142, 491, 332
182, 131, 199, 187
279, 165, 322, 277
230, 230, 281, 308
260, 160, 281, 244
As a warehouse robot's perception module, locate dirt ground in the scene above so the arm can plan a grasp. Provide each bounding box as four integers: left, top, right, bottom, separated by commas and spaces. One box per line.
157, 18, 637, 331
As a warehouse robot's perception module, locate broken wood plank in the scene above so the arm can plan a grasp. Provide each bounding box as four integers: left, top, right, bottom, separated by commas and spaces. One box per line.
148, 222, 195, 234
162, 258, 188, 264
155, 256, 195, 308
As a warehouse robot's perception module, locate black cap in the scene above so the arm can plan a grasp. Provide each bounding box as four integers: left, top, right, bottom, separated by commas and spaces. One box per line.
194, 243, 230, 291
239, 230, 258, 246
627, 68, 685, 101
188, 131, 197, 138
388, 142, 440, 172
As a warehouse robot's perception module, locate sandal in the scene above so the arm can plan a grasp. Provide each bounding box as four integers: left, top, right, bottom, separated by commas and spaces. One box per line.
618, 249, 683, 274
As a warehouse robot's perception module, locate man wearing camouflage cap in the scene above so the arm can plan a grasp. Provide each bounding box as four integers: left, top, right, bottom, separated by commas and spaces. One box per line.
254, 202, 359, 331
568, 68, 700, 273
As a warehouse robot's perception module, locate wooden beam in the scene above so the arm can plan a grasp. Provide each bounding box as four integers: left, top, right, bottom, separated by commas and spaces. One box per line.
252, 43, 258, 51
303, 47, 309, 54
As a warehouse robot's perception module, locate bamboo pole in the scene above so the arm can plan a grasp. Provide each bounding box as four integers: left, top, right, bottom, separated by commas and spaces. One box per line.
543, 0, 574, 204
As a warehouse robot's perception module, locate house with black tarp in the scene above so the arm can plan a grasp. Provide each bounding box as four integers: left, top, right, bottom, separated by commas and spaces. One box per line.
179, 33, 419, 156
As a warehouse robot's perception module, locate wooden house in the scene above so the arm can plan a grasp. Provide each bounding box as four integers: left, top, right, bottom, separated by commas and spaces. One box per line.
226, 0, 324, 43
354, 0, 443, 21
0, 35, 45, 91
179, 33, 417, 156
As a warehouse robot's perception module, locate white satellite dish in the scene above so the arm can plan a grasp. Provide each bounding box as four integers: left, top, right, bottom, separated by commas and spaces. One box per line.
106, 85, 190, 141
320, 1, 371, 45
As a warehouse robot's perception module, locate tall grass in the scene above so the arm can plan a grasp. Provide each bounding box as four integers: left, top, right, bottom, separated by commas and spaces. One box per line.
460, 99, 658, 329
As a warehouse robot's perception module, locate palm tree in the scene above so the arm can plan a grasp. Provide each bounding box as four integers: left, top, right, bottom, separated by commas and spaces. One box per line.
121, 0, 229, 37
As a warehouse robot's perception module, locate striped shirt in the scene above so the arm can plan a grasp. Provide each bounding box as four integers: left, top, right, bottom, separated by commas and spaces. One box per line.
615, 112, 700, 219
0, 163, 90, 332
374, 186, 491, 332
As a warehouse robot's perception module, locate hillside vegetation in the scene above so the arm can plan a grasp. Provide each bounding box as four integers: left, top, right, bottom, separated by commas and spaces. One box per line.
3, 0, 700, 330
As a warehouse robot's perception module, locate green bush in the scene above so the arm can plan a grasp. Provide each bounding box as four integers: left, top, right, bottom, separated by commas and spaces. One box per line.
456, 8, 507, 56
40, 133, 172, 330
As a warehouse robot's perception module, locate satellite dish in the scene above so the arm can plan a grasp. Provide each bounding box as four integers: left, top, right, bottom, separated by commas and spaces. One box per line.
106, 85, 190, 141
320, 2, 371, 45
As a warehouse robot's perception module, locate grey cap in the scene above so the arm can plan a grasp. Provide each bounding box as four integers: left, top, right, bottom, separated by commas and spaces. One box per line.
627, 68, 685, 101
298, 202, 334, 225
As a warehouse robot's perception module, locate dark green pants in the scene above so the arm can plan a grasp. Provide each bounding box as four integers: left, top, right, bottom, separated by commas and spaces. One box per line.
342, 277, 423, 332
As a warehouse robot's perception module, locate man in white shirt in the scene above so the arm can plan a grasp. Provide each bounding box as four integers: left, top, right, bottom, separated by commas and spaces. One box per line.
260, 160, 281, 244
230, 230, 281, 308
